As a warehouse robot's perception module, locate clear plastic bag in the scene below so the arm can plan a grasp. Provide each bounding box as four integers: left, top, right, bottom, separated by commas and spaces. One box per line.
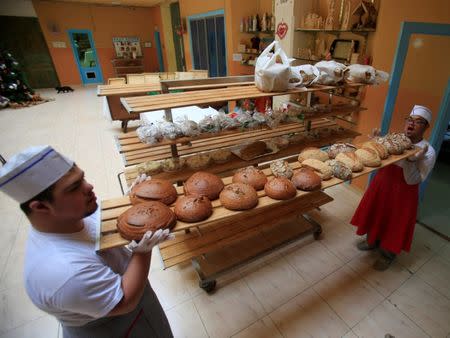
175, 116, 201, 137
198, 115, 221, 133
315, 60, 347, 85
236, 111, 258, 129
252, 111, 268, 126
344, 64, 389, 84
136, 123, 163, 144
214, 112, 240, 130
158, 120, 183, 139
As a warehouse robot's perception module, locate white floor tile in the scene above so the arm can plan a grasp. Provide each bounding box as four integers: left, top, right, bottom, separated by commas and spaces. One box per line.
416, 255, 450, 299
318, 221, 361, 263
232, 316, 283, 338
389, 276, 450, 338
165, 299, 208, 338
0, 315, 58, 338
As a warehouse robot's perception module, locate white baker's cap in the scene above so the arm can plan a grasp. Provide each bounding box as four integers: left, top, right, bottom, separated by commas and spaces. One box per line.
410, 105, 432, 125
0, 146, 74, 203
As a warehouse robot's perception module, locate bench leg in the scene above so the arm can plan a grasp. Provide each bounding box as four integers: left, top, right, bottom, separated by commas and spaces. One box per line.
121, 120, 129, 133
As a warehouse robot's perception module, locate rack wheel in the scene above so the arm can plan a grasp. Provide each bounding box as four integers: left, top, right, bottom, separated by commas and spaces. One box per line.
313, 228, 322, 240
199, 280, 216, 293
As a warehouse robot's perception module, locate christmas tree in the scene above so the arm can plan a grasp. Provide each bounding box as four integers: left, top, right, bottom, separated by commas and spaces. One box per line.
0, 50, 35, 108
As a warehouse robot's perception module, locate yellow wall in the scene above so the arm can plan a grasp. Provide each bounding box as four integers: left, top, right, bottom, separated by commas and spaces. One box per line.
351, 0, 450, 190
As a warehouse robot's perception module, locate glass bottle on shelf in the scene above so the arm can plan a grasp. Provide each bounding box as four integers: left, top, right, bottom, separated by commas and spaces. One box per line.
262, 13, 267, 32
252, 15, 257, 32
240, 18, 244, 33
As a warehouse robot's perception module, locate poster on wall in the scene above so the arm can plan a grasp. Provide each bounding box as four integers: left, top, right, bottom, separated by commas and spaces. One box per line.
112, 37, 142, 58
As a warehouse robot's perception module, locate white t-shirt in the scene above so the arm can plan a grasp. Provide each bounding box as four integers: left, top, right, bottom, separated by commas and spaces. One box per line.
24, 208, 131, 327
395, 139, 436, 185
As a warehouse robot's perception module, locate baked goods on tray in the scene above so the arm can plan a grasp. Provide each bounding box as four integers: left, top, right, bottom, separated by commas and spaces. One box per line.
291, 168, 322, 191
335, 152, 364, 172
117, 201, 177, 241
186, 153, 212, 170
327, 143, 357, 159
362, 141, 389, 160
232, 166, 267, 190
161, 158, 185, 172
136, 160, 162, 176
298, 147, 329, 162
174, 195, 213, 223
183, 171, 224, 200
210, 148, 233, 163
129, 178, 178, 205
326, 160, 353, 180
355, 148, 381, 167
301, 158, 333, 180
219, 183, 258, 210
270, 159, 294, 179
264, 177, 297, 200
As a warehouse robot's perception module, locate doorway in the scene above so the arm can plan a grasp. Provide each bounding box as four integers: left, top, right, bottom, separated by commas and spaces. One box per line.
188, 10, 227, 77
170, 2, 186, 71
68, 29, 103, 84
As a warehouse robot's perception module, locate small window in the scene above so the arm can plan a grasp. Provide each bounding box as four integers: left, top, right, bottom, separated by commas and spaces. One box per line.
86, 72, 96, 79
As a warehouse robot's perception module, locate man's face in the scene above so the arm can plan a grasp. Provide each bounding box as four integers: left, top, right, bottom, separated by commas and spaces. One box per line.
404, 116, 428, 140
47, 166, 97, 222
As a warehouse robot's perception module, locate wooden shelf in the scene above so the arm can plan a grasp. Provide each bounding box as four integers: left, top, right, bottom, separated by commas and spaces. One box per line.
120, 83, 365, 113
295, 28, 375, 34
99, 147, 418, 252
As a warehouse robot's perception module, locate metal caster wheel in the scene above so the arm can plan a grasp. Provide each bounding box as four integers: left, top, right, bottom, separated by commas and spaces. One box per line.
313, 228, 322, 240
199, 280, 216, 293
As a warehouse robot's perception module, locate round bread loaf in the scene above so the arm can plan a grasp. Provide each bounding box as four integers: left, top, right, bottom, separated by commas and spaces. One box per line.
219, 183, 258, 210
232, 166, 267, 190
291, 168, 322, 191
327, 143, 357, 159
355, 148, 381, 167
301, 158, 333, 180
129, 179, 178, 205
210, 149, 233, 163
326, 160, 353, 180
174, 195, 213, 223
184, 172, 224, 200
374, 136, 403, 155
362, 141, 389, 160
388, 132, 412, 150
117, 201, 176, 241
298, 147, 329, 162
335, 152, 364, 172
270, 160, 294, 179
264, 177, 297, 200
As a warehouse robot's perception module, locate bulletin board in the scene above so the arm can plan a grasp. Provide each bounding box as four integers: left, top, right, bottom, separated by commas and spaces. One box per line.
112, 37, 142, 58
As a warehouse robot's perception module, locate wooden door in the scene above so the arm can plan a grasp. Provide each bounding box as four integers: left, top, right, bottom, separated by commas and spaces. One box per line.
0, 16, 59, 89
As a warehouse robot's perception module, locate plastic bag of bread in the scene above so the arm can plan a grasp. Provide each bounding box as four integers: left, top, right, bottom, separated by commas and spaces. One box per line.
136, 123, 163, 144
198, 115, 221, 133
158, 121, 183, 139
235, 111, 258, 129
175, 116, 200, 137
290, 64, 320, 87
344, 64, 389, 84
214, 112, 240, 130
315, 60, 347, 85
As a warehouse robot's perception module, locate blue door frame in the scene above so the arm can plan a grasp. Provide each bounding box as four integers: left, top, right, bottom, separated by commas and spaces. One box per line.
154, 31, 165, 72
379, 22, 450, 198
68, 29, 103, 84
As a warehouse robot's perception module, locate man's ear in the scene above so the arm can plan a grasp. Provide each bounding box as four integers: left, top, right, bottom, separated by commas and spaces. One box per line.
29, 201, 51, 214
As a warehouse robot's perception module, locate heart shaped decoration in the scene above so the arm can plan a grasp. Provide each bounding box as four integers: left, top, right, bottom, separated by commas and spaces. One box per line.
276, 21, 288, 40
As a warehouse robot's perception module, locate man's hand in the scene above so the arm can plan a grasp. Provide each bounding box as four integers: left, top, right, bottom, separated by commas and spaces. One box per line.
407, 144, 428, 162
126, 229, 174, 254
368, 128, 381, 139
127, 173, 149, 194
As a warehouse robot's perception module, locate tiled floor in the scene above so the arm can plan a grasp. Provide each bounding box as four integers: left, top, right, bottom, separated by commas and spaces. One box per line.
0, 87, 449, 337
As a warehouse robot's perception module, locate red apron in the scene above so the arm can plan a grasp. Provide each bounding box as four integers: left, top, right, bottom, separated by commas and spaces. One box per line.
351, 164, 418, 254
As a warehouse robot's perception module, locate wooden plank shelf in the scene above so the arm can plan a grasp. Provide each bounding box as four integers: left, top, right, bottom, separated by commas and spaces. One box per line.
120, 83, 365, 113
98, 147, 418, 253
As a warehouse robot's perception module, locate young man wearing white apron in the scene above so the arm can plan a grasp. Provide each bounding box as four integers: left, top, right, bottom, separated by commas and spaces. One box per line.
0, 146, 174, 338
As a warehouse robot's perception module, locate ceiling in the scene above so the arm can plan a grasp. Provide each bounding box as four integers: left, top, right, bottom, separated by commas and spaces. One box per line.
50, 0, 166, 7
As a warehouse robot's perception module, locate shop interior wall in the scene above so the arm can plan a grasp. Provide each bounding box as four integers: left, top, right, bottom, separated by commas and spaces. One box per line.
32, 0, 167, 85
178, 0, 273, 76
351, 0, 450, 191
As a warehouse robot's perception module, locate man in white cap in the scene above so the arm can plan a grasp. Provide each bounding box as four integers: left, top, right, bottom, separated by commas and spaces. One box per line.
351, 105, 436, 270
0, 146, 173, 338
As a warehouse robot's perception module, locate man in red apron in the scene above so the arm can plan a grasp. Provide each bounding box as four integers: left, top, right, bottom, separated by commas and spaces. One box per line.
0, 146, 174, 337
351, 105, 436, 271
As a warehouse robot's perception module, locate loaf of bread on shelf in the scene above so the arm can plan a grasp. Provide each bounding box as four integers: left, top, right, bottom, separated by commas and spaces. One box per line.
272, 136, 290, 149
117, 201, 177, 241
129, 178, 178, 205
355, 148, 381, 167
327, 143, 357, 159
300, 158, 333, 180
174, 195, 213, 223
232, 166, 267, 190
183, 172, 224, 200
210, 148, 233, 163
219, 183, 258, 210
270, 159, 294, 179
136, 160, 163, 176
161, 158, 185, 172
186, 153, 212, 170
325, 159, 353, 180
362, 141, 389, 160
335, 152, 364, 172
291, 168, 322, 191
264, 177, 297, 200
298, 147, 329, 163
239, 141, 268, 159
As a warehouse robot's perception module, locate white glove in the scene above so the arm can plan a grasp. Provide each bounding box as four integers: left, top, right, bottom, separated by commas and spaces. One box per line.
126, 229, 175, 254
407, 144, 428, 162
127, 173, 150, 194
